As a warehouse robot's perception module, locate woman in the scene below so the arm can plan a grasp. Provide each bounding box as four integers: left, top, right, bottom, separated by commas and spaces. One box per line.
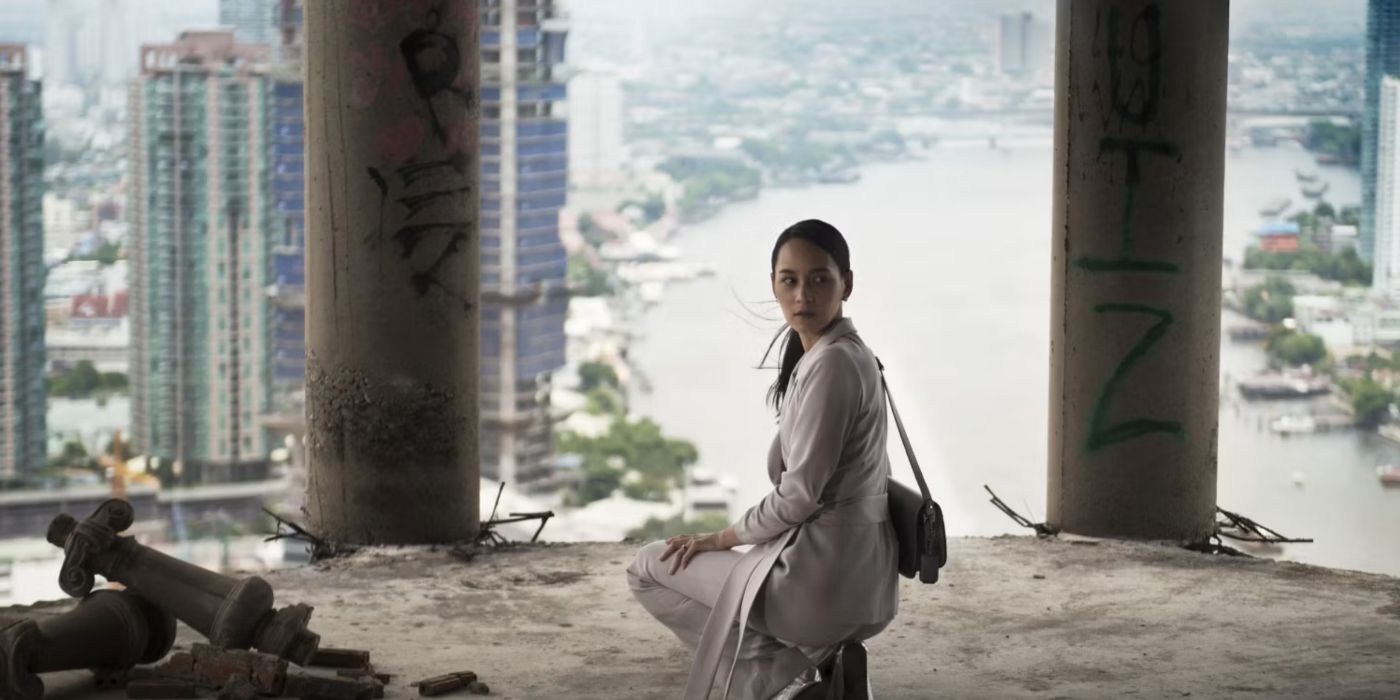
626, 219, 899, 699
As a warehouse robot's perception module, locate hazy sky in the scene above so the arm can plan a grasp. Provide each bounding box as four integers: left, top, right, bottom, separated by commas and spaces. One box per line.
1, 0, 1366, 47
0, 0, 1368, 78
0, 0, 219, 47
1233, 0, 1365, 29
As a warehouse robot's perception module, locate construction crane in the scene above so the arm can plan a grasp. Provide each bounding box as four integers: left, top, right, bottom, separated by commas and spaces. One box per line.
101, 430, 130, 501
102, 431, 158, 500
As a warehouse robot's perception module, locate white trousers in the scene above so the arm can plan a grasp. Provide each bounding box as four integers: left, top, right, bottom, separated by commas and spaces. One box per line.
626, 540, 834, 699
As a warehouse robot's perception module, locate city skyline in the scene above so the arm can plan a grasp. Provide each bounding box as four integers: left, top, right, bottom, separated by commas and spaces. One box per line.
2, 0, 1377, 483
0, 0, 1394, 578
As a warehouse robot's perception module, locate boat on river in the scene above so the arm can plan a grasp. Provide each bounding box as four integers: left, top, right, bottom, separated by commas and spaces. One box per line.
1270, 415, 1318, 435
1237, 374, 1330, 400
816, 168, 860, 184
1301, 180, 1330, 199
1379, 465, 1400, 486
1377, 423, 1400, 445
1259, 197, 1291, 217
638, 281, 663, 305
686, 468, 739, 516
1227, 323, 1270, 342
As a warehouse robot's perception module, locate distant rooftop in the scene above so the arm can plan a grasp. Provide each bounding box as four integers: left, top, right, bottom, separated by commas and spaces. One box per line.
140, 30, 270, 75
0, 44, 26, 72
1257, 221, 1302, 236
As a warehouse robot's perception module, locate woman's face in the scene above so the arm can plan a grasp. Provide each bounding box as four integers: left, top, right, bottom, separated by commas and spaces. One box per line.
771, 238, 852, 337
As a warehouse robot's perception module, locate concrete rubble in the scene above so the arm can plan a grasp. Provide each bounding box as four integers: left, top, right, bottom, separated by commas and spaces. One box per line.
0, 500, 416, 699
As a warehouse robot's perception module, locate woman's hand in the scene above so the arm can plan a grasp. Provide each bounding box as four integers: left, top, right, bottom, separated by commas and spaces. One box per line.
659, 528, 739, 575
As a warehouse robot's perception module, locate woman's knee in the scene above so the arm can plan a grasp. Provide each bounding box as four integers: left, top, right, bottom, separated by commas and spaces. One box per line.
624, 540, 669, 588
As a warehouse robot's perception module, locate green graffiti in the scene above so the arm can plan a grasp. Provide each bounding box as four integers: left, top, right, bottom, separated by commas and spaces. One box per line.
1086, 303, 1184, 452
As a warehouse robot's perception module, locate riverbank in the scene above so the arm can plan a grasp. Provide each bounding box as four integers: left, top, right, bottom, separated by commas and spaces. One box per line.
624, 139, 1400, 577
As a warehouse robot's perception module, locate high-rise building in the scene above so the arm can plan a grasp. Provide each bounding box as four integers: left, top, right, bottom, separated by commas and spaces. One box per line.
479, 0, 570, 487
996, 12, 1051, 83
219, 0, 279, 51
41, 193, 91, 258
1374, 77, 1400, 297
128, 31, 275, 483
219, 0, 303, 64
215, 0, 305, 420
0, 46, 46, 484
568, 69, 624, 190
275, 1, 304, 65
1363, 0, 1400, 263
267, 71, 305, 416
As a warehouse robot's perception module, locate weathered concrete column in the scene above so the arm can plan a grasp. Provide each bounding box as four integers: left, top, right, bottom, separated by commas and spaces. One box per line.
304, 2, 481, 543
1048, 0, 1228, 541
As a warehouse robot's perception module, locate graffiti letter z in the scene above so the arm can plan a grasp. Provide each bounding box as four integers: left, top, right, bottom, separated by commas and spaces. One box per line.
1086, 303, 1183, 452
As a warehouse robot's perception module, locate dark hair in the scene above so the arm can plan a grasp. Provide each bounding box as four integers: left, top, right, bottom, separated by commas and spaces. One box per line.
761, 219, 852, 412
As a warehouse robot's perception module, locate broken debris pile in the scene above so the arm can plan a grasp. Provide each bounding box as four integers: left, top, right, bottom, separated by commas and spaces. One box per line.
0, 499, 491, 698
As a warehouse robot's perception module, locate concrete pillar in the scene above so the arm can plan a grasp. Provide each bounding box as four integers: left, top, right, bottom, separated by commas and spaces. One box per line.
1047, 0, 1228, 541
304, 1, 481, 544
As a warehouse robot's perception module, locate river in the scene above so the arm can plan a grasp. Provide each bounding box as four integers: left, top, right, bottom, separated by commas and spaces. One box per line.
627, 136, 1400, 577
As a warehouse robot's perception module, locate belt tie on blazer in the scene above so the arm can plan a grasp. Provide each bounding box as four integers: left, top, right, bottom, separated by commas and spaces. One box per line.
683, 494, 889, 699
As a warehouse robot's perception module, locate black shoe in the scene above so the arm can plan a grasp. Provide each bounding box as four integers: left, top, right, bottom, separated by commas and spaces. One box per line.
834, 641, 871, 700
790, 679, 833, 700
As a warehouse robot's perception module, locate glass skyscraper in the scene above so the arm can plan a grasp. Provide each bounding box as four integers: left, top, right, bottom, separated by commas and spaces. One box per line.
221, 0, 303, 64
267, 72, 305, 415
0, 45, 45, 484
478, 0, 570, 487
218, 0, 305, 423
1363, 0, 1400, 263
128, 31, 276, 483
1374, 77, 1400, 297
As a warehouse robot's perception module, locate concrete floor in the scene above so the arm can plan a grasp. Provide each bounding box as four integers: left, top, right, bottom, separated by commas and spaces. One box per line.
5, 536, 1400, 699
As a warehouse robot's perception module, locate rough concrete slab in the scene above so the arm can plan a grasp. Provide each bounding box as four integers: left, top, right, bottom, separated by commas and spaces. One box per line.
4, 537, 1398, 699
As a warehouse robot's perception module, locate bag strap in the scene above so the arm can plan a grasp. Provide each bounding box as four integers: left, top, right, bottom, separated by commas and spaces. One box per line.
875, 357, 933, 503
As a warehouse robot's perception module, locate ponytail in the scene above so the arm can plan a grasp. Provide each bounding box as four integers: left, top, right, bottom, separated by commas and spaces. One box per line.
762, 327, 805, 413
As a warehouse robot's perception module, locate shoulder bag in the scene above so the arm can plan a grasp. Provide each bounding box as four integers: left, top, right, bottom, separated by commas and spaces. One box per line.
877, 358, 948, 584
